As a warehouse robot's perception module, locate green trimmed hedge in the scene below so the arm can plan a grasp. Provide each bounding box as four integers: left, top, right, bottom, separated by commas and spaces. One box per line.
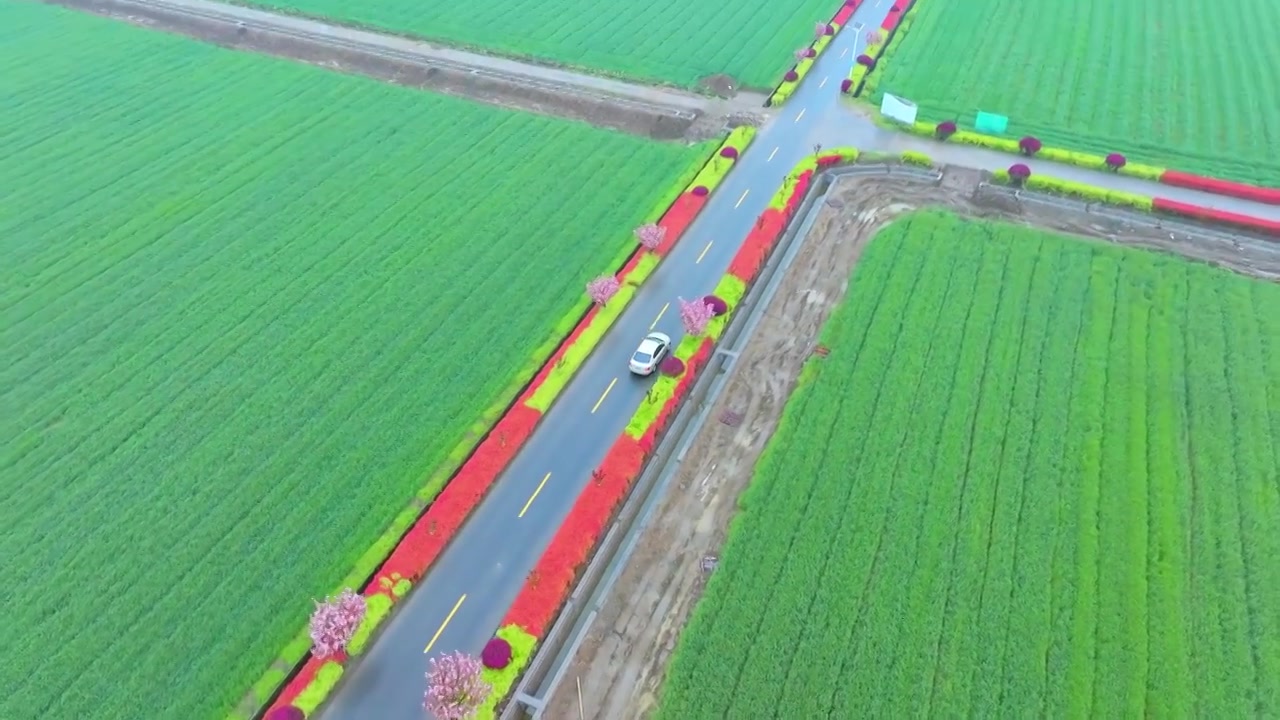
707, 275, 747, 340
525, 253, 659, 411
990, 171, 1155, 211
347, 594, 393, 656
294, 662, 344, 715
476, 625, 538, 719
690, 126, 757, 191
905, 121, 1167, 181
769, 22, 843, 106
901, 150, 933, 167
624, 335, 704, 438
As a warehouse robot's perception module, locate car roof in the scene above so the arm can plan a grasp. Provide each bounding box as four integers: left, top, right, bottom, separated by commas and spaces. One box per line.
644, 331, 670, 344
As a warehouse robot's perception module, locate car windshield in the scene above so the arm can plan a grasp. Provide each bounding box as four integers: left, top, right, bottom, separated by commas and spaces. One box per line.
632, 350, 652, 363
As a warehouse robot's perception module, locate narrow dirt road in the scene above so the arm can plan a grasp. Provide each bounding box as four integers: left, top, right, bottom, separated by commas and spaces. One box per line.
54, 0, 769, 140
541, 165, 1280, 720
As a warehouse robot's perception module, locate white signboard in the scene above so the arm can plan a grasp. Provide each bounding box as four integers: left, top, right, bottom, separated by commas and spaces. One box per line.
880, 93, 919, 125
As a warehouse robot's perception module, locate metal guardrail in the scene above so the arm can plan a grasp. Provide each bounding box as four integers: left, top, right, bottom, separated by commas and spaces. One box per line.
99, 0, 699, 120
976, 182, 1280, 279
499, 162, 942, 719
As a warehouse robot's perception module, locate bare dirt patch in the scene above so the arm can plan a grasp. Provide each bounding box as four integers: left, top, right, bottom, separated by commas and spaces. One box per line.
53, 0, 768, 141
541, 164, 1279, 719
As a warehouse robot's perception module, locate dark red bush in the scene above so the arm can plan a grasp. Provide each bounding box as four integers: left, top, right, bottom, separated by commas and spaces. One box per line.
784, 70, 799, 82
482, 637, 513, 669
840, 78, 853, 93
804, 48, 816, 58
856, 54, 876, 68
1018, 136, 1042, 156
1008, 163, 1031, 181
823, 24, 835, 35
660, 356, 686, 376
936, 120, 958, 139
720, 147, 738, 159
1105, 153, 1127, 171
266, 707, 305, 720
692, 185, 709, 197
703, 294, 728, 316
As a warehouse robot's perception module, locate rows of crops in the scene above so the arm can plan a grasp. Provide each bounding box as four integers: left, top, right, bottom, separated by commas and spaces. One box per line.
872, 0, 1280, 186
244, 0, 833, 88
0, 3, 708, 719
658, 211, 1280, 718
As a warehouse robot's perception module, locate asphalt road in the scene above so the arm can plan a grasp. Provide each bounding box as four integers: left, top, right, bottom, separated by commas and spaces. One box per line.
312, 2, 1280, 717
315, 6, 893, 720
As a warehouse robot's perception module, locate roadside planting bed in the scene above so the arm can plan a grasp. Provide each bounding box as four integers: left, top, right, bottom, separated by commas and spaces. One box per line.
0, 4, 710, 719
658, 210, 1280, 718
241, 0, 837, 88
868, 0, 1280, 186
477, 150, 855, 717
262, 127, 755, 719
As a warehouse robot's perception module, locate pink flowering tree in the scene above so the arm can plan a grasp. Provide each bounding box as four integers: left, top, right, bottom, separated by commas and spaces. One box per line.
678, 296, 715, 336
424, 651, 491, 720
309, 588, 367, 658
634, 223, 665, 252
586, 275, 620, 305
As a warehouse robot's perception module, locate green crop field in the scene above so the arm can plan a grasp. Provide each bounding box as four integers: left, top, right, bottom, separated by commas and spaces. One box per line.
0, 3, 708, 719
659, 211, 1280, 718
242, 0, 834, 88
873, 0, 1280, 186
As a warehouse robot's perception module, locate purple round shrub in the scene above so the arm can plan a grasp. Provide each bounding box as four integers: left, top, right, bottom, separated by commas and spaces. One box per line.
720, 146, 739, 159
936, 120, 958, 139
266, 707, 305, 720
1008, 163, 1032, 181
840, 78, 853, 93
660, 356, 686, 377
1105, 152, 1127, 171
482, 637, 513, 670
703, 294, 728, 317
1018, 136, 1042, 156
823, 23, 835, 35
856, 54, 876, 69
784, 70, 799, 82
692, 185, 709, 197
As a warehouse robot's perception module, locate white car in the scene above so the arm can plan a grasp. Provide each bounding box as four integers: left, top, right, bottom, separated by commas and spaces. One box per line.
628, 332, 671, 376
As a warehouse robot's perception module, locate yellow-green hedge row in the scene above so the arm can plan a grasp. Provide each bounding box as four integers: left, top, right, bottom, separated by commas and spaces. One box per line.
769, 21, 844, 106
990, 170, 1155, 211
475, 625, 539, 719
903, 121, 1166, 180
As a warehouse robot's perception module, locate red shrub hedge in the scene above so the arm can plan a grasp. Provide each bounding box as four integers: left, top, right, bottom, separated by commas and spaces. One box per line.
503, 436, 647, 636
1152, 197, 1280, 237
638, 340, 715, 453
271, 658, 321, 710
1158, 170, 1280, 205
371, 404, 543, 583
729, 210, 786, 281
657, 192, 709, 254
834, 3, 857, 23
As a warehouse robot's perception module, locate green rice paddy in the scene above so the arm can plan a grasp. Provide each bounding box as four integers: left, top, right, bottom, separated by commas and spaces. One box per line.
0, 3, 707, 718
873, 0, 1280, 185
659, 211, 1280, 718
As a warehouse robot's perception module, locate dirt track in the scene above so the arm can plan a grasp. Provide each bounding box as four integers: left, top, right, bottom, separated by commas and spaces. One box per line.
541, 164, 1280, 719
52, 0, 768, 141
